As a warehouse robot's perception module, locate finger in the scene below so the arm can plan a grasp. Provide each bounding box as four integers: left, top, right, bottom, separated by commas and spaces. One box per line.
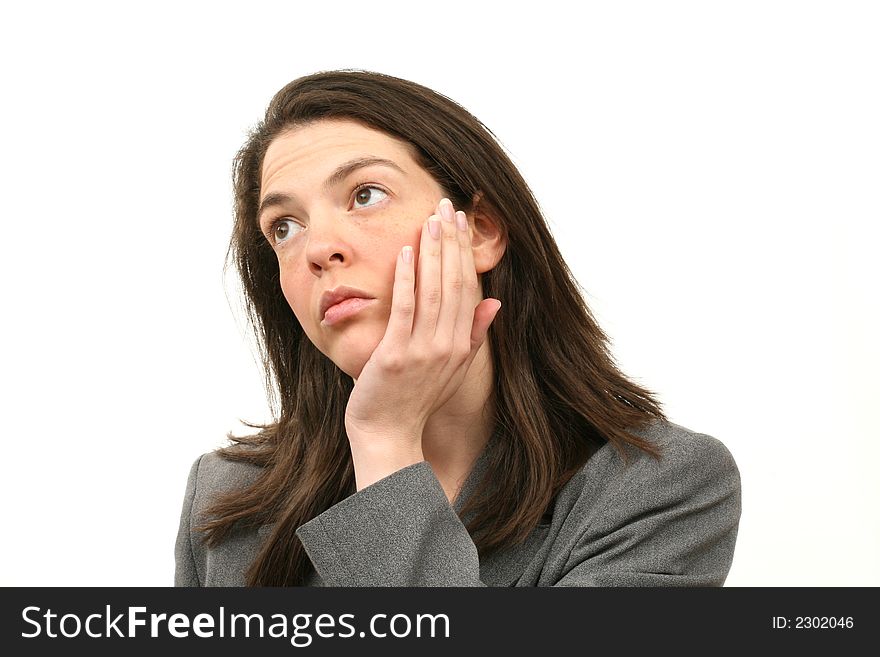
384, 243, 417, 344
411, 214, 443, 337
453, 209, 479, 358
470, 298, 502, 348
435, 198, 464, 340
447, 298, 501, 397
460, 298, 502, 372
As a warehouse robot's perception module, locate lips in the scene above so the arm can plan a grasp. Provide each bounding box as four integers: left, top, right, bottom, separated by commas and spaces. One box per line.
319, 285, 376, 323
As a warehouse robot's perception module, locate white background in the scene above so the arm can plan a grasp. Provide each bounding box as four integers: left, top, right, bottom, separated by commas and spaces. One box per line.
1, 0, 876, 586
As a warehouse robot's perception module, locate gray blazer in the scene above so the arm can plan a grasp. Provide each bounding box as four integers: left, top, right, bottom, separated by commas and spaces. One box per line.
175, 419, 741, 586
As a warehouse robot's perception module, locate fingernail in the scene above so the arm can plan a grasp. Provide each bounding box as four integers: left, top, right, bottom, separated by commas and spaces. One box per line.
402, 246, 413, 263
455, 210, 468, 232
439, 198, 454, 222
429, 218, 441, 239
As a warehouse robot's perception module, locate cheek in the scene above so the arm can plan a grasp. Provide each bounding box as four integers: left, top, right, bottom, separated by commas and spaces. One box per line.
368, 224, 423, 278
278, 271, 311, 326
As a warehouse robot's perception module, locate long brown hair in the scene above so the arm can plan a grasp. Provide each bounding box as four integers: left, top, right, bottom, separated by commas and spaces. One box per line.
198, 69, 666, 586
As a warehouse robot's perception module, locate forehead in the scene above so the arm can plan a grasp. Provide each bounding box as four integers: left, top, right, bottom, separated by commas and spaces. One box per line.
261, 119, 421, 188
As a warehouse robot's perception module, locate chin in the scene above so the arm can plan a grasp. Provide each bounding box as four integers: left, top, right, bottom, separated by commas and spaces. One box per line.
332, 352, 369, 380
324, 328, 383, 380
341, 360, 366, 380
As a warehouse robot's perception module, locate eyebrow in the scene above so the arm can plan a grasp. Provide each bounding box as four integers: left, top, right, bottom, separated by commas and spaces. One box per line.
258, 156, 406, 222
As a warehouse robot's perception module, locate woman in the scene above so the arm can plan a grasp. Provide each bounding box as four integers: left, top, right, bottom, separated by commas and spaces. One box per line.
175, 70, 741, 587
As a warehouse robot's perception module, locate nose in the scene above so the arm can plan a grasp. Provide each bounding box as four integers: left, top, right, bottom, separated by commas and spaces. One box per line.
304, 210, 353, 276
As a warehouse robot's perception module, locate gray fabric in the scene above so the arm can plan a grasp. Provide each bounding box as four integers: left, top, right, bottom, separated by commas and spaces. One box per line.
175, 419, 741, 587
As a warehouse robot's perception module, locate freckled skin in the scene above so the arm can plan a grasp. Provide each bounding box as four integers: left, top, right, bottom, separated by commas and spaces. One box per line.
260, 119, 466, 379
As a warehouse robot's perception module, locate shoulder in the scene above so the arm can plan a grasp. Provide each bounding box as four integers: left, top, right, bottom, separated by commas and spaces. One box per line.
183, 448, 265, 513
175, 448, 266, 587
562, 419, 741, 518
177, 448, 265, 535
630, 419, 739, 479
600, 418, 737, 479
543, 420, 742, 586
189, 449, 264, 490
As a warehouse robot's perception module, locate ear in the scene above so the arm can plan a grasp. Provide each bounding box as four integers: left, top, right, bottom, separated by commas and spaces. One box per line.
468, 191, 507, 275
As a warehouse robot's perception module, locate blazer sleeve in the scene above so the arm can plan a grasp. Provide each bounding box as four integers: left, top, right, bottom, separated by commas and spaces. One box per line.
174, 455, 203, 587
554, 433, 742, 586
295, 461, 487, 586
295, 433, 741, 587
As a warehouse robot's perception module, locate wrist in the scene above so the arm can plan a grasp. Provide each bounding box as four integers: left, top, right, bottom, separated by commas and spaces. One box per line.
346, 429, 424, 492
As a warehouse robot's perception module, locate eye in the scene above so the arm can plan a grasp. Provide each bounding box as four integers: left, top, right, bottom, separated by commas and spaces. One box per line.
352, 184, 388, 209
269, 218, 301, 245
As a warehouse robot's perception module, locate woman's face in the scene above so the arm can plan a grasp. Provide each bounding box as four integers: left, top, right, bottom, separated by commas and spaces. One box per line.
259, 118, 461, 379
